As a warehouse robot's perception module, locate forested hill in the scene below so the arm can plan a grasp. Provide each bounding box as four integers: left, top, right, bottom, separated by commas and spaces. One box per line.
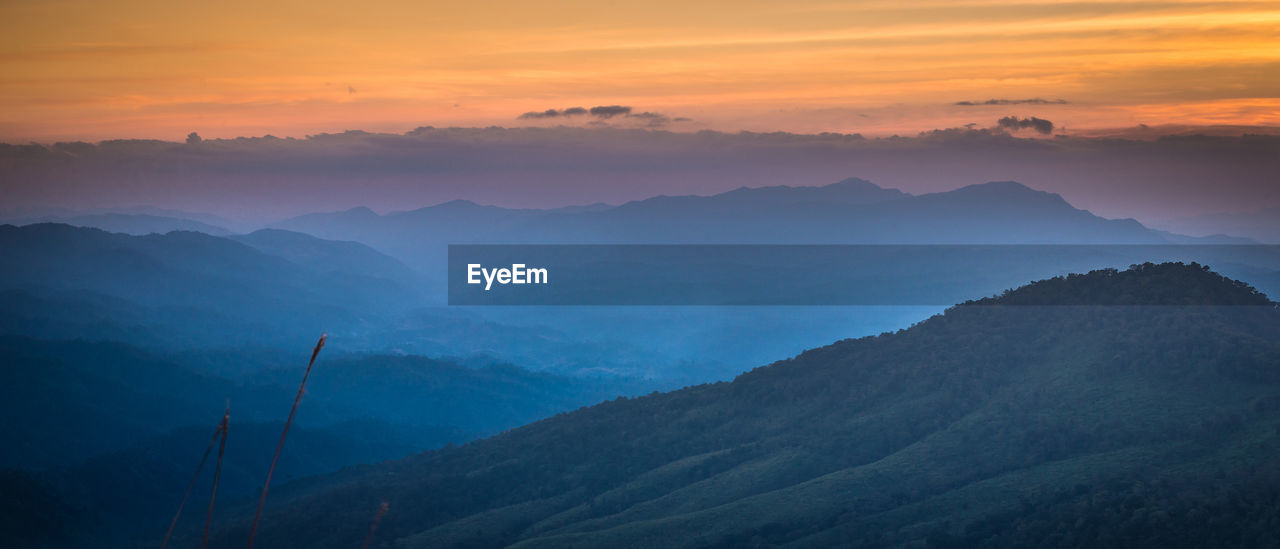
970, 261, 1272, 306
200, 263, 1280, 549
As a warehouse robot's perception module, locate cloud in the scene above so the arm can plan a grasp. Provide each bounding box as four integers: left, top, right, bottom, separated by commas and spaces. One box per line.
589, 105, 632, 119
518, 109, 559, 119
517, 105, 636, 120
518, 107, 588, 119
518, 105, 691, 127
628, 112, 670, 127
956, 98, 1068, 106
997, 116, 1055, 134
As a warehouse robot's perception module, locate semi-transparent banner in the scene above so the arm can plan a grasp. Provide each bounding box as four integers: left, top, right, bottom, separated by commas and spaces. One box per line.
447, 244, 1280, 305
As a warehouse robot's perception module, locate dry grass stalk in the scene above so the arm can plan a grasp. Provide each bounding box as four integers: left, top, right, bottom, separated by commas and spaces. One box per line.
246, 333, 327, 549
360, 502, 391, 549
201, 402, 230, 549
161, 412, 226, 549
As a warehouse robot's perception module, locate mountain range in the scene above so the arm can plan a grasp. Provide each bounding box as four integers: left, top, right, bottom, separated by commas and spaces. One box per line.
0, 335, 651, 546
3, 179, 1277, 378
1, 223, 846, 376
4, 207, 1278, 547
1, 204, 246, 235
273, 179, 1249, 274
5, 173, 1278, 549
1152, 206, 1280, 244
188, 263, 1280, 549
0, 223, 426, 350
6, 179, 1252, 258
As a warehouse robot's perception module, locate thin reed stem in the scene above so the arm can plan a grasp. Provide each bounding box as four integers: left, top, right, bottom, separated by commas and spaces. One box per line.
201, 403, 230, 549
161, 418, 224, 549
360, 502, 390, 549
246, 334, 326, 549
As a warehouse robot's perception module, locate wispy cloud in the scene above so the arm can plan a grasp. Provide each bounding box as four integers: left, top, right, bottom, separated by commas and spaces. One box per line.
956, 98, 1068, 106
517, 105, 689, 127
518, 107, 590, 119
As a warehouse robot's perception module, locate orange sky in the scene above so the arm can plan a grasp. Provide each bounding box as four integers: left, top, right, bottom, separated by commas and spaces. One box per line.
2, 0, 1278, 141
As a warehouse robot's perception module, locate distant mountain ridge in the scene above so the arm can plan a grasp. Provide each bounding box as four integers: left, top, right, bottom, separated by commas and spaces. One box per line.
608, 177, 910, 214
31, 213, 232, 236
272, 179, 1250, 276
1152, 206, 1280, 244
2, 205, 244, 234
229, 228, 422, 289
0, 223, 426, 350
0, 222, 754, 377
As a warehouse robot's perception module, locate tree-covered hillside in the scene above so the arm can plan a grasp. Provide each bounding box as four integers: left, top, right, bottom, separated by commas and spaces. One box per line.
0, 337, 650, 547
195, 263, 1280, 548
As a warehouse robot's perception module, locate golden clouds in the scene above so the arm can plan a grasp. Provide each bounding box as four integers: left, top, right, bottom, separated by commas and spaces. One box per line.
1, 0, 1277, 140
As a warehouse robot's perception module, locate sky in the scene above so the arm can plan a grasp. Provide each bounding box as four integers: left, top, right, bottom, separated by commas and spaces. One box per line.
2, 0, 1279, 141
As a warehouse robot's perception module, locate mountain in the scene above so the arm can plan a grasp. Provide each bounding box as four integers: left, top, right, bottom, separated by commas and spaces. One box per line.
20, 420, 446, 547
198, 263, 1280, 548
0, 335, 648, 470
274, 201, 549, 273
558, 180, 1165, 244
0, 335, 653, 546
0, 337, 251, 470
0, 222, 895, 379
274, 179, 1188, 248
0, 224, 425, 350
0, 337, 450, 473
229, 228, 422, 288
16, 213, 233, 236
1, 206, 245, 234
1151, 206, 1280, 244
261, 180, 1278, 381
271, 179, 1216, 282
601, 177, 909, 221
1149, 229, 1253, 245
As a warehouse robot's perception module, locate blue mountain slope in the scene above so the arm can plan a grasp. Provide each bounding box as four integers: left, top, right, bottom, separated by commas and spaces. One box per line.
0, 224, 426, 349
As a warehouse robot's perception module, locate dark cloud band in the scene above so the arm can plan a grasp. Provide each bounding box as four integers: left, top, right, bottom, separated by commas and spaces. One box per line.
997, 116, 1055, 134
589, 105, 632, 118
518, 105, 689, 127
518, 107, 590, 120
957, 98, 1069, 106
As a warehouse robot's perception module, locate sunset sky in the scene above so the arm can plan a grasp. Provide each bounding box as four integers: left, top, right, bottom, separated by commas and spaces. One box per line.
2, 0, 1278, 141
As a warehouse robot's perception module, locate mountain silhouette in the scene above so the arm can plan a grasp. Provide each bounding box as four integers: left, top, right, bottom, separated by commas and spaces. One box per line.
275, 178, 1210, 244
272, 179, 1247, 279
0, 223, 425, 349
